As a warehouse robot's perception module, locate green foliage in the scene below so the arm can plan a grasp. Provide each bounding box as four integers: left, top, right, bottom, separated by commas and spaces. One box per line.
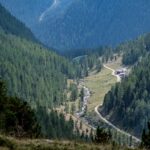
0, 136, 15, 150
80, 88, 84, 102
0, 3, 79, 109
118, 34, 150, 65
141, 121, 150, 149
36, 106, 75, 139
0, 30, 78, 108
0, 79, 76, 140
73, 53, 103, 77
96, 59, 103, 73
0, 80, 41, 138
0, 6, 82, 141
78, 88, 84, 111
95, 126, 112, 144
102, 54, 150, 137
70, 83, 78, 101
71, 103, 76, 114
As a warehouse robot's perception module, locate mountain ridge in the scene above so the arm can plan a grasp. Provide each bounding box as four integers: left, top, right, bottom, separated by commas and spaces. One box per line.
1, 0, 150, 54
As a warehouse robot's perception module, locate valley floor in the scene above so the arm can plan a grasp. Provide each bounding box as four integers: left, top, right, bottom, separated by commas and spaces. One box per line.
52, 57, 141, 148
84, 56, 122, 113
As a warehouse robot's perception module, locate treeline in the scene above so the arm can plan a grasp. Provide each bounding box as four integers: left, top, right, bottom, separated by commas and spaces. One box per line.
109, 33, 150, 66
0, 4, 83, 140
62, 47, 110, 58
118, 34, 150, 65
102, 53, 150, 137
0, 3, 80, 108
0, 79, 79, 140
36, 107, 75, 139
79, 32, 150, 66
0, 3, 37, 42
0, 79, 41, 138
0, 78, 113, 142
73, 54, 103, 78
141, 121, 150, 149
0, 30, 78, 108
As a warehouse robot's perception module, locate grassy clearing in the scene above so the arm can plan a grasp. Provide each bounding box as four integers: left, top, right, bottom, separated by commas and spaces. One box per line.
84, 68, 116, 112
105, 56, 122, 70
0, 135, 142, 150
84, 58, 122, 112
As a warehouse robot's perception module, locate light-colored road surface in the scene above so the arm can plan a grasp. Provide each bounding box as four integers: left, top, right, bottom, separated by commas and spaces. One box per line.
103, 64, 121, 82
95, 64, 141, 143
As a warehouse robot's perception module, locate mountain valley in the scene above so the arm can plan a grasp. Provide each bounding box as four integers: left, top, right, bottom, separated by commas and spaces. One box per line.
0, 1, 150, 150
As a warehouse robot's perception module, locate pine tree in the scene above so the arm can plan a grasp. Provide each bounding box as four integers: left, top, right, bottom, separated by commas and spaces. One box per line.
95, 126, 111, 144
96, 60, 102, 73
141, 121, 150, 149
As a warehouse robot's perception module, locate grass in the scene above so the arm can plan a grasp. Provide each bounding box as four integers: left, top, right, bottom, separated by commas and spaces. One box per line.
84, 57, 122, 112
105, 56, 122, 70
85, 68, 116, 112
58, 57, 122, 139
0, 135, 142, 150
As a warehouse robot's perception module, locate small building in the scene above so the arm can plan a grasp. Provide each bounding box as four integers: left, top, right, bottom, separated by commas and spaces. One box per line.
119, 73, 126, 78
115, 68, 127, 79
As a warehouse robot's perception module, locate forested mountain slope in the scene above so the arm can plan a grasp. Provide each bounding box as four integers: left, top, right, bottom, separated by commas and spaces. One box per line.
0, 80, 41, 138
0, 3, 37, 42
0, 2, 78, 107
0, 3, 79, 139
1, 0, 150, 53
101, 34, 150, 137
0, 30, 76, 107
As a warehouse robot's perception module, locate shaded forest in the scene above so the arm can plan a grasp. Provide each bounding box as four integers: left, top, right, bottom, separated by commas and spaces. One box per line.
102, 34, 150, 137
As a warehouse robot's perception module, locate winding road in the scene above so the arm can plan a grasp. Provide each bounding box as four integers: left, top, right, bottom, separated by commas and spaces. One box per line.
103, 64, 121, 82
94, 65, 141, 143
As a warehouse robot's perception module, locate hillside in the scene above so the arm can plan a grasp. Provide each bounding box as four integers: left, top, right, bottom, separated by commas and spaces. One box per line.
101, 35, 150, 138
0, 3, 81, 139
0, 30, 77, 107
0, 2, 78, 107
0, 0, 53, 28
1, 0, 150, 53
0, 3, 37, 42
1, 1, 150, 149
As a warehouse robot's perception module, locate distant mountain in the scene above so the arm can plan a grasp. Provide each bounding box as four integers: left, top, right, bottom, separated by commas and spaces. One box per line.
1, 0, 150, 53
0, 0, 53, 28
0, 3, 37, 42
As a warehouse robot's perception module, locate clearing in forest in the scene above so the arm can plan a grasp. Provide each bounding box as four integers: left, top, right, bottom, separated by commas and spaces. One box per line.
84, 57, 122, 112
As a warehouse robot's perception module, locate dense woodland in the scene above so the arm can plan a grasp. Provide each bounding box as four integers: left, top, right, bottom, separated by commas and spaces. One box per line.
2, 1, 150, 147
36, 106, 75, 139
0, 3, 112, 141
117, 35, 146, 65
0, 3, 80, 108
0, 3, 82, 139
0, 79, 41, 138
0, 79, 79, 140
0, 3, 37, 42
0, 30, 79, 108
102, 51, 150, 137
